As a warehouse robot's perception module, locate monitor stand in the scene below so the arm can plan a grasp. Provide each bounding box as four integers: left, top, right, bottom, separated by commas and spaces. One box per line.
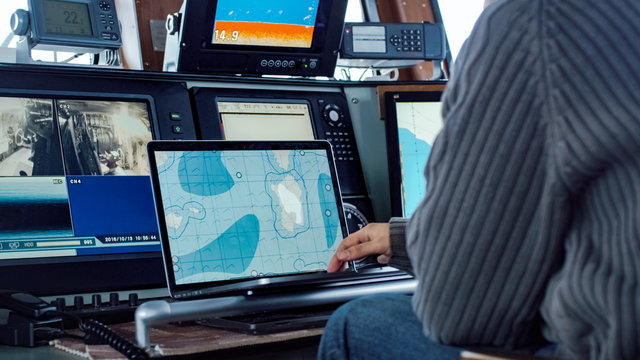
14, 36, 121, 67
134, 277, 416, 347
197, 302, 340, 335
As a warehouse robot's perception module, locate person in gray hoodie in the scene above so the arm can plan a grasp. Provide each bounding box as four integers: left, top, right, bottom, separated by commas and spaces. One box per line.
318, 0, 640, 359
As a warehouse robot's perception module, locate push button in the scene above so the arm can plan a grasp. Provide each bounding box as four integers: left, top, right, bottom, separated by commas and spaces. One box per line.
170, 112, 183, 121
172, 125, 184, 134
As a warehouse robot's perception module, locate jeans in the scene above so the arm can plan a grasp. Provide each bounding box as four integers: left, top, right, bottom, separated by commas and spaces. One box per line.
318, 294, 558, 360
318, 294, 461, 360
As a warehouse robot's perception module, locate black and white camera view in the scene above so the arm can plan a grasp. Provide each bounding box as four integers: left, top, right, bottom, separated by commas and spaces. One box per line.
0, 97, 65, 176
57, 100, 152, 176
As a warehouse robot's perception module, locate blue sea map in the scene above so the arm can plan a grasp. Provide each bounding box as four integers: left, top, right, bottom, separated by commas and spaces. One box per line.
154, 149, 342, 285
396, 101, 443, 217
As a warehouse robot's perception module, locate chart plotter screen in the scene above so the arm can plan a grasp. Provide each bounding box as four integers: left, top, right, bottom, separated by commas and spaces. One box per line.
391, 98, 443, 217
218, 101, 315, 141
153, 146, 343, 285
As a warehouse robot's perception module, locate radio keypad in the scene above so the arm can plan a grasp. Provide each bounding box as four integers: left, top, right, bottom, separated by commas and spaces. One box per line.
98, 1, 111, 11
390, 28, 423, 52
325, 131, 355, 162
98, 0, 118, 42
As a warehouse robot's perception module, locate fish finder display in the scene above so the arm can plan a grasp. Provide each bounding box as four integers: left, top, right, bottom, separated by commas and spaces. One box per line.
211, 0, 319, 48
0, 97, 160, 260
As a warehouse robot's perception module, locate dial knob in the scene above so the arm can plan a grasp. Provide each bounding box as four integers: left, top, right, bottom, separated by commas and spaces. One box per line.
109, 293, 120, 306
54, 297, 66, 312
91, 294, 102, 308
10, 9, 29, 36
323, 104, 343, 127
166, 13, 181, 35
343, 203, 382, 269
343, 203, 369, 235
73, 296, 84, 309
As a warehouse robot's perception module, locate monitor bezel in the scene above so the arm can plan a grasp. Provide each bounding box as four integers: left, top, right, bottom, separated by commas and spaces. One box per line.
384, 91, 443, 218
176, 0, 348, 76
0, 91, 164, 295
191, 87, 325, 140
147, 140, 351, 299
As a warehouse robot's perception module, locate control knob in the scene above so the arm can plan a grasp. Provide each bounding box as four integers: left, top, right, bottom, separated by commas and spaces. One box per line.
128, 293, 139, 307
10, 9, 29, 36
323, 104, 344, 127
73, 296, 84, 310
343, 203, 369, 235
91, 294, 102, 308
343, 203, 381, 269
110, 293, 120, 306
54, 297, 66, 312
166, 13, 181, 35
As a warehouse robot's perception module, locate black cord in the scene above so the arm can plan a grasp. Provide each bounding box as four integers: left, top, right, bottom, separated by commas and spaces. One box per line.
79, 319, 149, 360
51, 311, 149, 360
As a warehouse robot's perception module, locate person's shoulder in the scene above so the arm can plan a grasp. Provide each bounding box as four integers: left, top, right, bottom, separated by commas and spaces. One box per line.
475, 0, 538, 35
453, 0, 538, 72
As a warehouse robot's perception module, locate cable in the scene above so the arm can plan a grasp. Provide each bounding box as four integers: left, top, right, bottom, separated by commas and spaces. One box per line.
78, 319, 149, 360
50, 311, 149, 360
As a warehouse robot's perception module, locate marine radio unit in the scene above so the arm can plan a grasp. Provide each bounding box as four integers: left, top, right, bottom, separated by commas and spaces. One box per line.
11, 0, 122, 54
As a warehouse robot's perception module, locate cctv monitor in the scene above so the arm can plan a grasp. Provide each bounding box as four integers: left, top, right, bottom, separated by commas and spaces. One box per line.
0, 69, 194, 296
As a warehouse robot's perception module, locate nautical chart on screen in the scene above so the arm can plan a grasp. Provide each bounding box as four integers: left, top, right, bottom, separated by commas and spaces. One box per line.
396, 101, 443, 217
154, 149, 342, 285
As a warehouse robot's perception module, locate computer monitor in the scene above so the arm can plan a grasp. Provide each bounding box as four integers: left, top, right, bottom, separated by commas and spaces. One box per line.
385, 91, 443, 218
0, 68, 194, 296
165, 0, 348, 76
217, 100, 315, 141
191, 86, 370, 197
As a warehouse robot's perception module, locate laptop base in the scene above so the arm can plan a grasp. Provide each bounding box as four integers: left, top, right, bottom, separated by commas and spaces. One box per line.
196, 303, 340, 335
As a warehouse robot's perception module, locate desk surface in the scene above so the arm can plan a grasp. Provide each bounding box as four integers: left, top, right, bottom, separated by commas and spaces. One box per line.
0, 345, 77, 360
0, 323, 323, 360
1, 343, 320, 360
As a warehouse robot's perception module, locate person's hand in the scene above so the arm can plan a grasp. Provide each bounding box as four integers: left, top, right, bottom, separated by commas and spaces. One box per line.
327, 223, 391, 272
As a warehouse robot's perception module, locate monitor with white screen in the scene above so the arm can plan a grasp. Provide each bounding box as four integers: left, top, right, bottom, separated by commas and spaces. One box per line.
218, 101, 315, 140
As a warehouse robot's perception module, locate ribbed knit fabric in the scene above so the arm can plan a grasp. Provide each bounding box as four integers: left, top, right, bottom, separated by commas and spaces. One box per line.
387, 0, 640, 359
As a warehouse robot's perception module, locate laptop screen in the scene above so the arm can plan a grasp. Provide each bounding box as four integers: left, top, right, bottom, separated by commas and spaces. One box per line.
147, 141, 347, 297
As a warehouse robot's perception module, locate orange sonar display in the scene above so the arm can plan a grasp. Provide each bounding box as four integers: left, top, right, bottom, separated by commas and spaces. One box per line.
213, 21, 314, 48
211, 0, 319, 48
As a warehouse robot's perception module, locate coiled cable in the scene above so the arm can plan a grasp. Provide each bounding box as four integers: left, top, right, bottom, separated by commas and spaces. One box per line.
78, 318, 149, 360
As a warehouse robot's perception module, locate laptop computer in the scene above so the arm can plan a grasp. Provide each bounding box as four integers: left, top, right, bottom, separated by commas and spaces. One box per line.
146, 140, 363, 300
147, 140, 412, 333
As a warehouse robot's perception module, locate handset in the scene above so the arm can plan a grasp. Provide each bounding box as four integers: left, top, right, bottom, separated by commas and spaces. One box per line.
0, 290, 57, 319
